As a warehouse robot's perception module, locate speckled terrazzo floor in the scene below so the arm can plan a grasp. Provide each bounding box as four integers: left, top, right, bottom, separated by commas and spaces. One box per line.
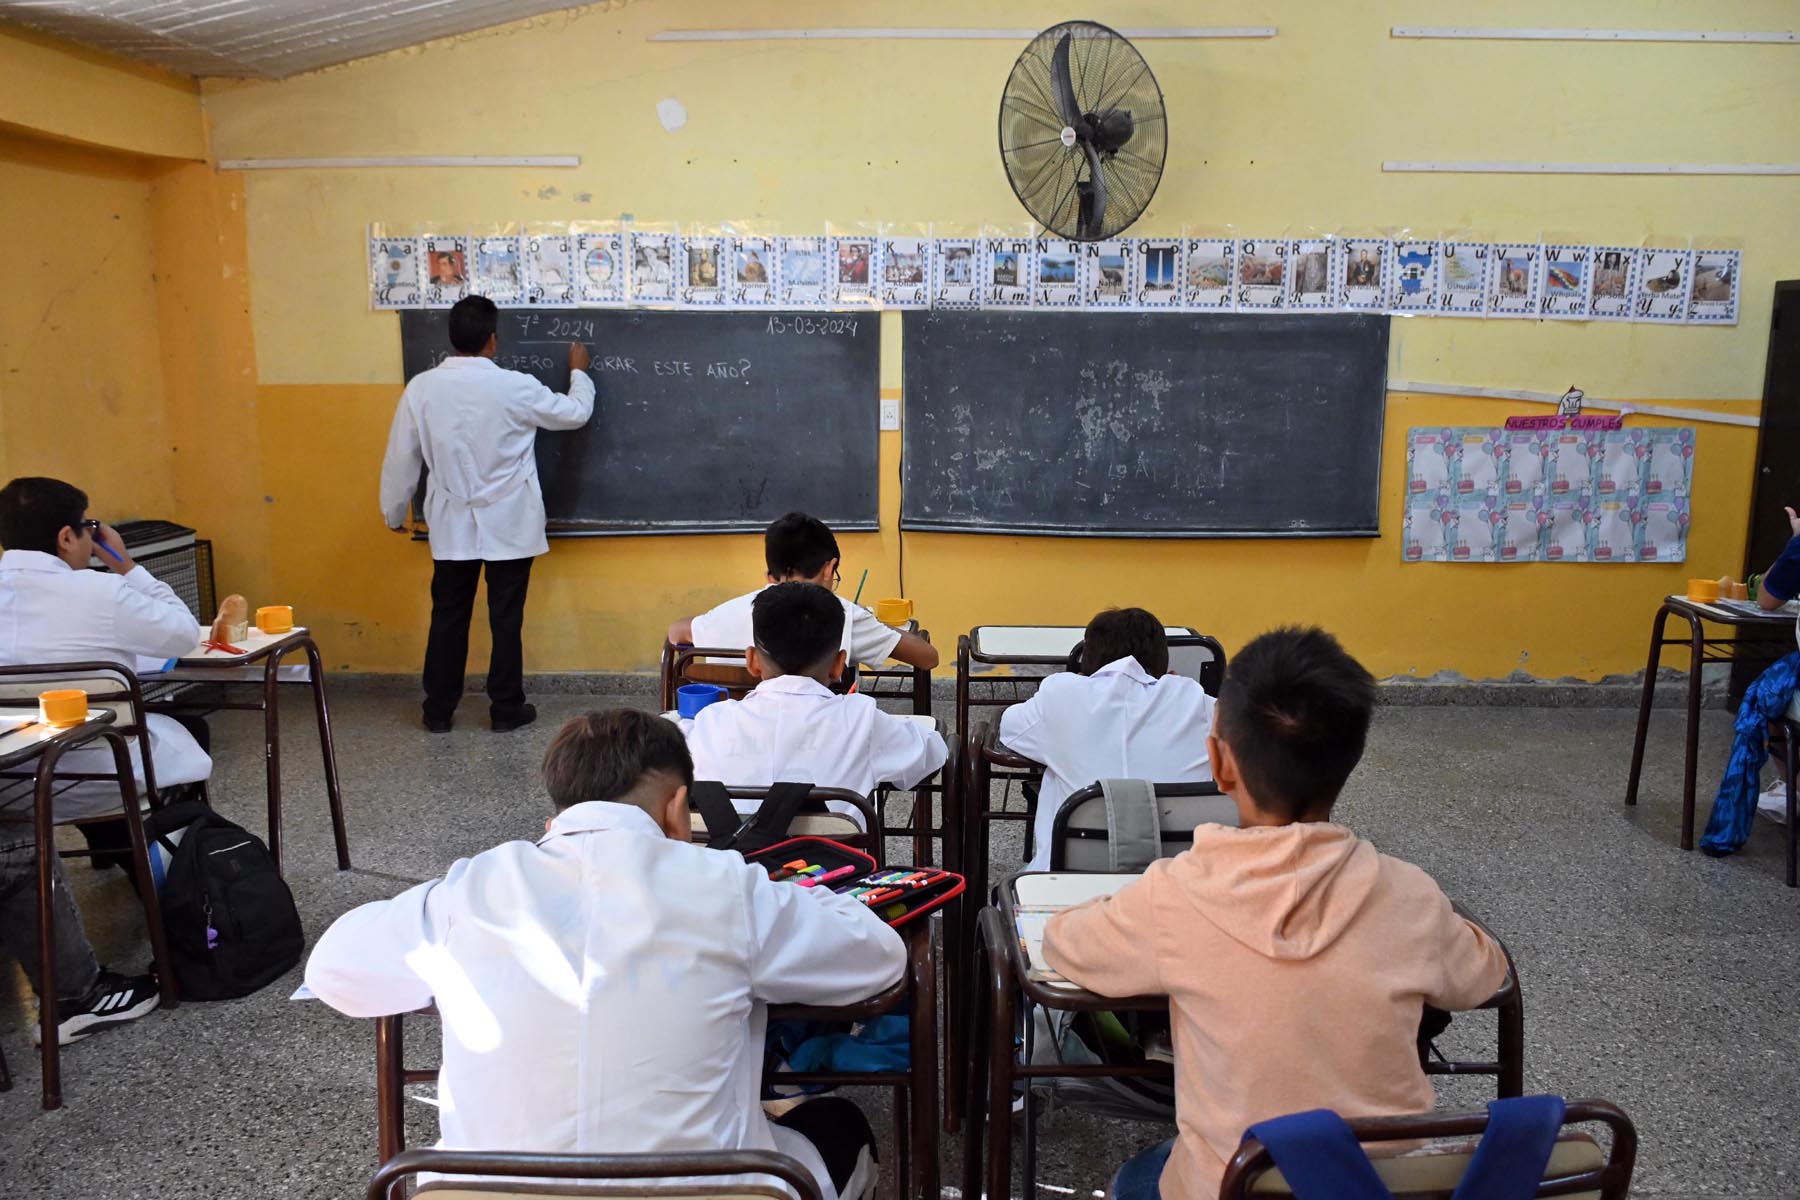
2, 685, 1796, 1199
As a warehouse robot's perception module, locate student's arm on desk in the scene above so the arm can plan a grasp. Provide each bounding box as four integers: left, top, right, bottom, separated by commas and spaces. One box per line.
890, 630, 939, 670
745, 866, 905, 1007
996, 675, 1056, 761
116, 566, 209, 658
871, 710, 948, 790
1042, 863, 1166, 998
1759, 512, 1800, 609
379, 388, 424, 530
667, 617, 695, 646
1419, 883, 1510, 1011
304, 875, 449, 1017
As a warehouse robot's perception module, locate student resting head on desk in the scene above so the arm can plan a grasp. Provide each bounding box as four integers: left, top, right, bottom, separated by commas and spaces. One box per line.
305, 708, 904, 1200
667, 510, 939, 672
998, 606, 1216, 872
1040, 626, 1510, 1200
686, 582, 948, 829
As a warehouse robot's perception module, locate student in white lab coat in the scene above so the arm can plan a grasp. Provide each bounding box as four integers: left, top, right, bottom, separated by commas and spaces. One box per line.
379, 295, 595, 734
1000, 607, 1216, 871
306, 709, 904, 1200
668, 512, 939, 672
0, 476, 200, 1041
686, 582, 948, 828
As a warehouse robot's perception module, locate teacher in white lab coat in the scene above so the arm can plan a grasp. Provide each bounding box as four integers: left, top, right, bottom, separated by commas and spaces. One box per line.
379, 295, 594, 733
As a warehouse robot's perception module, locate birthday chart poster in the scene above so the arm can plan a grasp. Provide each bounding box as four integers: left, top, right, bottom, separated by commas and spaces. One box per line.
1404, 426, 1694, 563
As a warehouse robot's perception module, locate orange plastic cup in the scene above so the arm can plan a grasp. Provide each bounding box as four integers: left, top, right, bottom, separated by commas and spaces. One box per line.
256, 605, 295, 634
875, 597, 914, 625
1686, 579, 1720, 603
38, 689, 86, 728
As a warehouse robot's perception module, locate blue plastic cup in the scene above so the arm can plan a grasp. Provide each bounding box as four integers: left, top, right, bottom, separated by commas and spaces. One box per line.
676, 683, 726, 718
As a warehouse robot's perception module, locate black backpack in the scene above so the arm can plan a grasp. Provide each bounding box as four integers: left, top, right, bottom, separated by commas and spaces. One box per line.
690, 781, 826, 854
146, 801, 304, 1000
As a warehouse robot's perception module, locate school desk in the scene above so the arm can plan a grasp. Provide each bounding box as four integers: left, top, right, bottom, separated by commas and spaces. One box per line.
0, 704, 177, 1109
145, 625, 350, 872
371, 916, 941, 1200
1624, 596, 1796, 850
660, 620, 933, 715
961, 876, 1525, 1200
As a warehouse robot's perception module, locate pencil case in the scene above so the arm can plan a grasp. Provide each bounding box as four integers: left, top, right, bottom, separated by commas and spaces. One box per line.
745, 837, 966, 928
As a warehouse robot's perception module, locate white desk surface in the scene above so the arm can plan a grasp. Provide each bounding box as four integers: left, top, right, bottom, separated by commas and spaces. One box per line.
174, 623, 310, 666
973, 625, 1198, 659
0, 709, 112, 767
1011, 871, 1139, 909
1671, 596, 1797, 623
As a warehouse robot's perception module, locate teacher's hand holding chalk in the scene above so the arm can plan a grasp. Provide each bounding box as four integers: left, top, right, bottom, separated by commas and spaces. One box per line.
569, 341, 591, 374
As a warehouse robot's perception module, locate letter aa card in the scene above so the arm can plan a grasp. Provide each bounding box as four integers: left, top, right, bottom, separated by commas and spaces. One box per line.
524, 234, 577, 307
984, 237, 1033, 308
1235, 238, 1287, 310
1389, 240, 1438, 314
933, 238, 980, 309
778, 236, 828, 308
880, 236, 930, 309
574, 232, 625, 306
1486, 243, 1542, 319
1436, 242, 1489, 317
729, 234, 776, 307
1540, 245, 1593, 319
1631, 247, 1691, 323
1687, 249, 1740, 324
1034, 238, 1082, 309
472, 236, 524, 305
680, 234, 727, 307
1134, 238, 1183, 309
629, 232, 676, 304
1589, 246, 1635, 321
1336, 238, 1388, 311
1181, 238, 1234, 311
369, 235, 421, 309
1084, 239, 1135, 310
1288, 238, 1335, 310
422, 235, 470, 307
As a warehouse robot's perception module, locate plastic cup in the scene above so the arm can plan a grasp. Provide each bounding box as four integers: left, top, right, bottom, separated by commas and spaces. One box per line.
38, 689, 86, 728
1686, 579, 1720, 603
256, 605, 295, 634
875, 597, 914, 625
676, 684, 727, 718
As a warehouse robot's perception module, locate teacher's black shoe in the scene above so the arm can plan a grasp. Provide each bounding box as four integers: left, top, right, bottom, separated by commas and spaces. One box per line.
423, 716, 453, 733
491, 703, 537, 733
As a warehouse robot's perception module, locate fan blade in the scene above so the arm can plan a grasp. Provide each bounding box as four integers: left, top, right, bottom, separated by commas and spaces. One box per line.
1050, 32, 1082, 127
1079, 141, 1108, 240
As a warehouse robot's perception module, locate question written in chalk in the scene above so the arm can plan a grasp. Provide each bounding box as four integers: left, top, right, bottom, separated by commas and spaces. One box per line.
588, 356, 754, 381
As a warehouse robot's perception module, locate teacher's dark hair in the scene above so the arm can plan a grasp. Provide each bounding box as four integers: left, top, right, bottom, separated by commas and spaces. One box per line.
448, 295, 500, 354
0, 476, 88, 555
541, 709, 694, 813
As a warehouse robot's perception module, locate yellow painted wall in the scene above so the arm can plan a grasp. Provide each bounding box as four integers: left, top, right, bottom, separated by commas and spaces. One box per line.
0, 27, 203, 160
0, 128, 180, 518
187, 2, 1799, 679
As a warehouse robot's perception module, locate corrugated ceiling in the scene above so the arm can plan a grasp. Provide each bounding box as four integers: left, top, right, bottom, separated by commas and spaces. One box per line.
0, 1, 590, 79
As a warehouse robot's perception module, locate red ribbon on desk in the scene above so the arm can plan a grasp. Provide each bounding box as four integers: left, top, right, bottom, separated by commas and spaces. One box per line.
202, 639, 246, 655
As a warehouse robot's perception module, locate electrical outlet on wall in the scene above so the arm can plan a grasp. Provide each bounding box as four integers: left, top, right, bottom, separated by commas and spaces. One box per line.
879, 398, 901, 431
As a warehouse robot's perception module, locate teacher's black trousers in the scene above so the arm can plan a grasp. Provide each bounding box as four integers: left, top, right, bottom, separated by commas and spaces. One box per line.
422, 557, 533, 725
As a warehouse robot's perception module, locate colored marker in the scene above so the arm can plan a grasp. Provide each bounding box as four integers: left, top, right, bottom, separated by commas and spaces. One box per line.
769, 859, 810, 882
798, 864, 859, 889
92, 538, 126, 566
882, 903, 908, 920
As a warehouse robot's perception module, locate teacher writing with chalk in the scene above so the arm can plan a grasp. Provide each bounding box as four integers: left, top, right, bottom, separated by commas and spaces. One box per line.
380, 295, 594, 733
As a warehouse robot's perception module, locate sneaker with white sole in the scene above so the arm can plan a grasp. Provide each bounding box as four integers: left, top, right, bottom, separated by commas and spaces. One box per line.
33, 970, 160, 1046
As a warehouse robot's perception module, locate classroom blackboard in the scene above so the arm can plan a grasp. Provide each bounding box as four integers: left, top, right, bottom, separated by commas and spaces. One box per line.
399, 309, 879, 534
900, 311, 1389, 537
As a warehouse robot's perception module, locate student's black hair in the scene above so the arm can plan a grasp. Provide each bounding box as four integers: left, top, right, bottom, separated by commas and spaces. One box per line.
1081, 607, 1169, 676
1215, 626, 1376, 820
752, 581, 845, 676
541, 708, 694, 813
0, 477, 88, 555
763, 511, 840, 579
448, 295, 500, 354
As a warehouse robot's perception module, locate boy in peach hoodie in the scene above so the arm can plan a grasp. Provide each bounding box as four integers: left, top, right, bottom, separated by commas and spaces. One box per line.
1043, 626, 1510, 1200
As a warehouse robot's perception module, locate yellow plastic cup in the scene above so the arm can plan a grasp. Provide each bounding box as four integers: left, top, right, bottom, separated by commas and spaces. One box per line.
875, 597, 914, 625
38, 689, 86, 728
1686, 579, 1720, 603
256, 605, 295, 634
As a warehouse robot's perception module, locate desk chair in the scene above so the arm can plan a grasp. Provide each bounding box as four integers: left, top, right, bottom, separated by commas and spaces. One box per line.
1217, 1099, 1637, 1200
369, 1148, 821, 1200
374, 923, 939, 1200
1048, 780, 1236, 872
1764, 717, 1800, 887
690, 784, 883, 866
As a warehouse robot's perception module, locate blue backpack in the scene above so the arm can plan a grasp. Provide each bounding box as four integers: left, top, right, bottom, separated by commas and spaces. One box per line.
1247, 1096, 1567, 1200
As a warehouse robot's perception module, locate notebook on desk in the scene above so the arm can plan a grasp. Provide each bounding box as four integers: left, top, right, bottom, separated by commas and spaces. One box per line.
1009, 872, 1141, 983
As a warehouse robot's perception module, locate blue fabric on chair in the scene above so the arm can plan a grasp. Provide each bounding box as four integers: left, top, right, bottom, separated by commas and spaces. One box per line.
1246, 1109, 1393, 1200
1700, 651, 1800, 855
1451, 1096, 1567, 1200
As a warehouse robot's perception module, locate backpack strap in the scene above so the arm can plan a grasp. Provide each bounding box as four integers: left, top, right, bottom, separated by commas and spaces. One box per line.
1245, 1110, 1395, 1200
1449, 1096, 1568, 1200
690, 781, 745, 849
1098, 779, 1162, 872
